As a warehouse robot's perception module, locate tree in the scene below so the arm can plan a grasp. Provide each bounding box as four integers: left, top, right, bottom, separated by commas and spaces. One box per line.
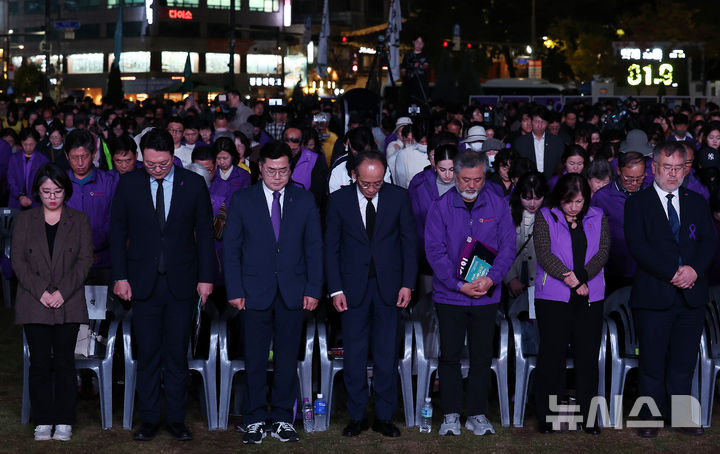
12, 62, 44, 97
106, 64, 124, 106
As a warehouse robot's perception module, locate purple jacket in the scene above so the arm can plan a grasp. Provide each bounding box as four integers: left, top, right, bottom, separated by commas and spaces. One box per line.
292, 148, 318, 191
408, 168, 438, 246
66, 168, 119, 268
591, 180, 640, 277
8, 151, 50, 209
210, 167, 250, 285
535, 206, 605, 302
425, 185, 516, 306
685, 169, 710, 201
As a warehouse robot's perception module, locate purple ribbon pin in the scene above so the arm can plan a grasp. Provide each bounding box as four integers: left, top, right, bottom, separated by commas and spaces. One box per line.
689, 224, 697, 239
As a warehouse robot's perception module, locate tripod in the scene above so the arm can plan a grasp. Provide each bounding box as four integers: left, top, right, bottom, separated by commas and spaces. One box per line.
366, 40, 394, 96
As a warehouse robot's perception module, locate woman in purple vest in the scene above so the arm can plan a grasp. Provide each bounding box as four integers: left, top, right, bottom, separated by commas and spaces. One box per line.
533, 173, 609, 435
213, 137, 251, 191
8, 128, 50, 210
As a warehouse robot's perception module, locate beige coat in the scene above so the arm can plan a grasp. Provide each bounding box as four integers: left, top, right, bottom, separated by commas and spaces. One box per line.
13, 206, 93, 325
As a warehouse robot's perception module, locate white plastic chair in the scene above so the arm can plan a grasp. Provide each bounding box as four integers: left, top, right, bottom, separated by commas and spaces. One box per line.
414, 304, 510, 427
0, 207, 18, 308
699, 285, 720, 427
21, 307, 122, 429
121, 306, 220, 430
510, 292, 607, 427
317, 310, 415, 430
216, 310, 316, 430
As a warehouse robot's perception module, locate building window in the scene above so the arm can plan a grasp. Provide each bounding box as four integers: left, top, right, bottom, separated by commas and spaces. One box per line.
247, 54, 281, 74
27, 55, 62, 73
161, 52, 199, 73
75, 24, 101, 40
167, 0, 200, 6
206, 53, 241, 73
284, 54, 307, 89
63, 0, 101, 11
109, 51, 151, 73
9, 2, 19, 14
107, 21, 144, 38
248, 0, 279, 12
67, 53, 104, 74
207, 0, 241, 9
107, 0, 145, 6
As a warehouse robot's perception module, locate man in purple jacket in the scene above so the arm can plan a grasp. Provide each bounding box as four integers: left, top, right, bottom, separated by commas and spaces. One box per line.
424, 150, 515, 436
64, 129, 119, 284
591, 151, 647, 295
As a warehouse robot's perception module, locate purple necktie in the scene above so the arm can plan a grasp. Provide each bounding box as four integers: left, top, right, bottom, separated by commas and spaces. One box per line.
271, 191, 281, 241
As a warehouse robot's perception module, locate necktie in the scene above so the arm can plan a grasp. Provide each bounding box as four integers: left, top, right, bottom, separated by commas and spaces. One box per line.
365, 197, 376, 239
155, 178, 166, 272
271, 191, 281, 241
666, 193, 680, 243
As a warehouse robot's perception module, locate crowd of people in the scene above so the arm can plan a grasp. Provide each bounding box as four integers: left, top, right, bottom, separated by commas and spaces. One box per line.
3, 86, 720, 444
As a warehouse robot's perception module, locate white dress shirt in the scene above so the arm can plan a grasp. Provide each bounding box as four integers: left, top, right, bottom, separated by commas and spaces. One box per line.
533, 133, 545, 173
150, 165, 174, 220
357, 185, 379, 228
653, 182, 680, 221
262, 182, 285, 217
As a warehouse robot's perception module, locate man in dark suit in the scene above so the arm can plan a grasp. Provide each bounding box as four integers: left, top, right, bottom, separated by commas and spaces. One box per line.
625, 141, 717, 438
110, 128, 215, 442
223, 141, 323, 444
512, 108, 565, 179
325, 150, 417, 438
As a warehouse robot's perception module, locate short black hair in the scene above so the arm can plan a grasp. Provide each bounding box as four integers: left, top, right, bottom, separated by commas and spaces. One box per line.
110, 134, 137, 156
182, 116, 199, 131
192, 145, 217, 162
354, 149, 387, 172
65, 129, 96, 155
550, 173, 591, 222
140, 128, 174, 154
19, 128, 40, 143
584, 159, 612, 181
32, 162, 73, 203
259, 141, 292, 163
213, 136, 240, 165
434, 144, 458, 162
510, 171, 549, 226
618, 151, 645, 169
429, 131, 459, 150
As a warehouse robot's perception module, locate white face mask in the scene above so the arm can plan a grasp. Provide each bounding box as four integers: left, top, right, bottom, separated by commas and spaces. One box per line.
487, 153, 496, 166
469, 142, 484, 152
416, 144, 427, 153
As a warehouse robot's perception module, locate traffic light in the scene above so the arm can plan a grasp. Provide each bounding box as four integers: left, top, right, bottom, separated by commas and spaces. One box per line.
443, 41, 448, 48
342, 36, 347, 43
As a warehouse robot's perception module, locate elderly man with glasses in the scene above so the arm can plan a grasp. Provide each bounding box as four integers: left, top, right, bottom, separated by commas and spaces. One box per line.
591, 150, 648, 295
325, 149, 417, 438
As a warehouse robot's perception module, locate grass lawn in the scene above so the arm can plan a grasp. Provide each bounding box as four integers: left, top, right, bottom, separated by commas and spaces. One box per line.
2, 306, 720, 453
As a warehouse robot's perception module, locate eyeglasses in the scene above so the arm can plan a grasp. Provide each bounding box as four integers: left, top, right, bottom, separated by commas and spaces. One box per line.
661, 164, 685, 174
357, 180, 383, 190
145, 160, 172, 171
284, 137, 301, 144
619, 174, 644, 183
40, 189, 64, 199
168, 128, 183, 134
263, 166, 290, 177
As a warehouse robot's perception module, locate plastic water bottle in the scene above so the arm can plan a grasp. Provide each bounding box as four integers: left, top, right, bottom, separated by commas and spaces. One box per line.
302, 398, 314, 433
419, 397, 433, 433
314, 394, 327, 431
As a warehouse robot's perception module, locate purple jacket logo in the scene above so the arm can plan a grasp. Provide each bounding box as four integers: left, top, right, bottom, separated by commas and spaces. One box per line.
689, 224, 697, 240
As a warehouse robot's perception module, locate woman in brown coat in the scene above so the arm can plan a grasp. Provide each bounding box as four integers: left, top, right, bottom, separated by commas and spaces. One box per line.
13, 162, 93, 442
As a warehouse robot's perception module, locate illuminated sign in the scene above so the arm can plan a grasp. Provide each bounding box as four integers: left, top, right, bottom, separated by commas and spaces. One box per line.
617, 45, 685, 88
169, 9, 193, 20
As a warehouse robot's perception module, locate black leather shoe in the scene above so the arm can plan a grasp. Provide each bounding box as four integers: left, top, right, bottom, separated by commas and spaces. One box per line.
537, 422, 554, 434
133, 422, 160, 441
342, 418, 369, 437
166, 422, 193, 441
372, 419, 401, 437
637, 427, 659, 438
678, 426, 705, 436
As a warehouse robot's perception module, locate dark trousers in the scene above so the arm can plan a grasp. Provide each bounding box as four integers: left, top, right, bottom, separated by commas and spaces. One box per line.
534, 299, 604, 426
436, 302, 498, 416
243, 290, 303, 424
634, 292, 705, 418
604, 275, 634, 299
132, 275, 194, 425
341, 277, 399, 421
24, 323, 80, 425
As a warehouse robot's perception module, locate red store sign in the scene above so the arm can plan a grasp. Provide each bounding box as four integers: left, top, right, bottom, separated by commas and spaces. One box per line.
168, 9, 193, 20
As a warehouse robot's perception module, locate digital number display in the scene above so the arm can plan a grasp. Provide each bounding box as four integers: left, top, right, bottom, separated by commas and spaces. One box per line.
626, 63, 674, 87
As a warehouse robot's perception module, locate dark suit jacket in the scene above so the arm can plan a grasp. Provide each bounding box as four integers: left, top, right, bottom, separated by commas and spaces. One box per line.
513, 132, 565, 179
110, 166, 215, 301
13, 206, 94, 325
325, 183, 418, 307
223, 182, 323, 310
625, 185, 717, 310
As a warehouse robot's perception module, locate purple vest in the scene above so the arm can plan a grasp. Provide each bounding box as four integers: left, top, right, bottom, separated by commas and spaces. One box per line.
292, 148, 318, 191
535, 206, 605, 302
